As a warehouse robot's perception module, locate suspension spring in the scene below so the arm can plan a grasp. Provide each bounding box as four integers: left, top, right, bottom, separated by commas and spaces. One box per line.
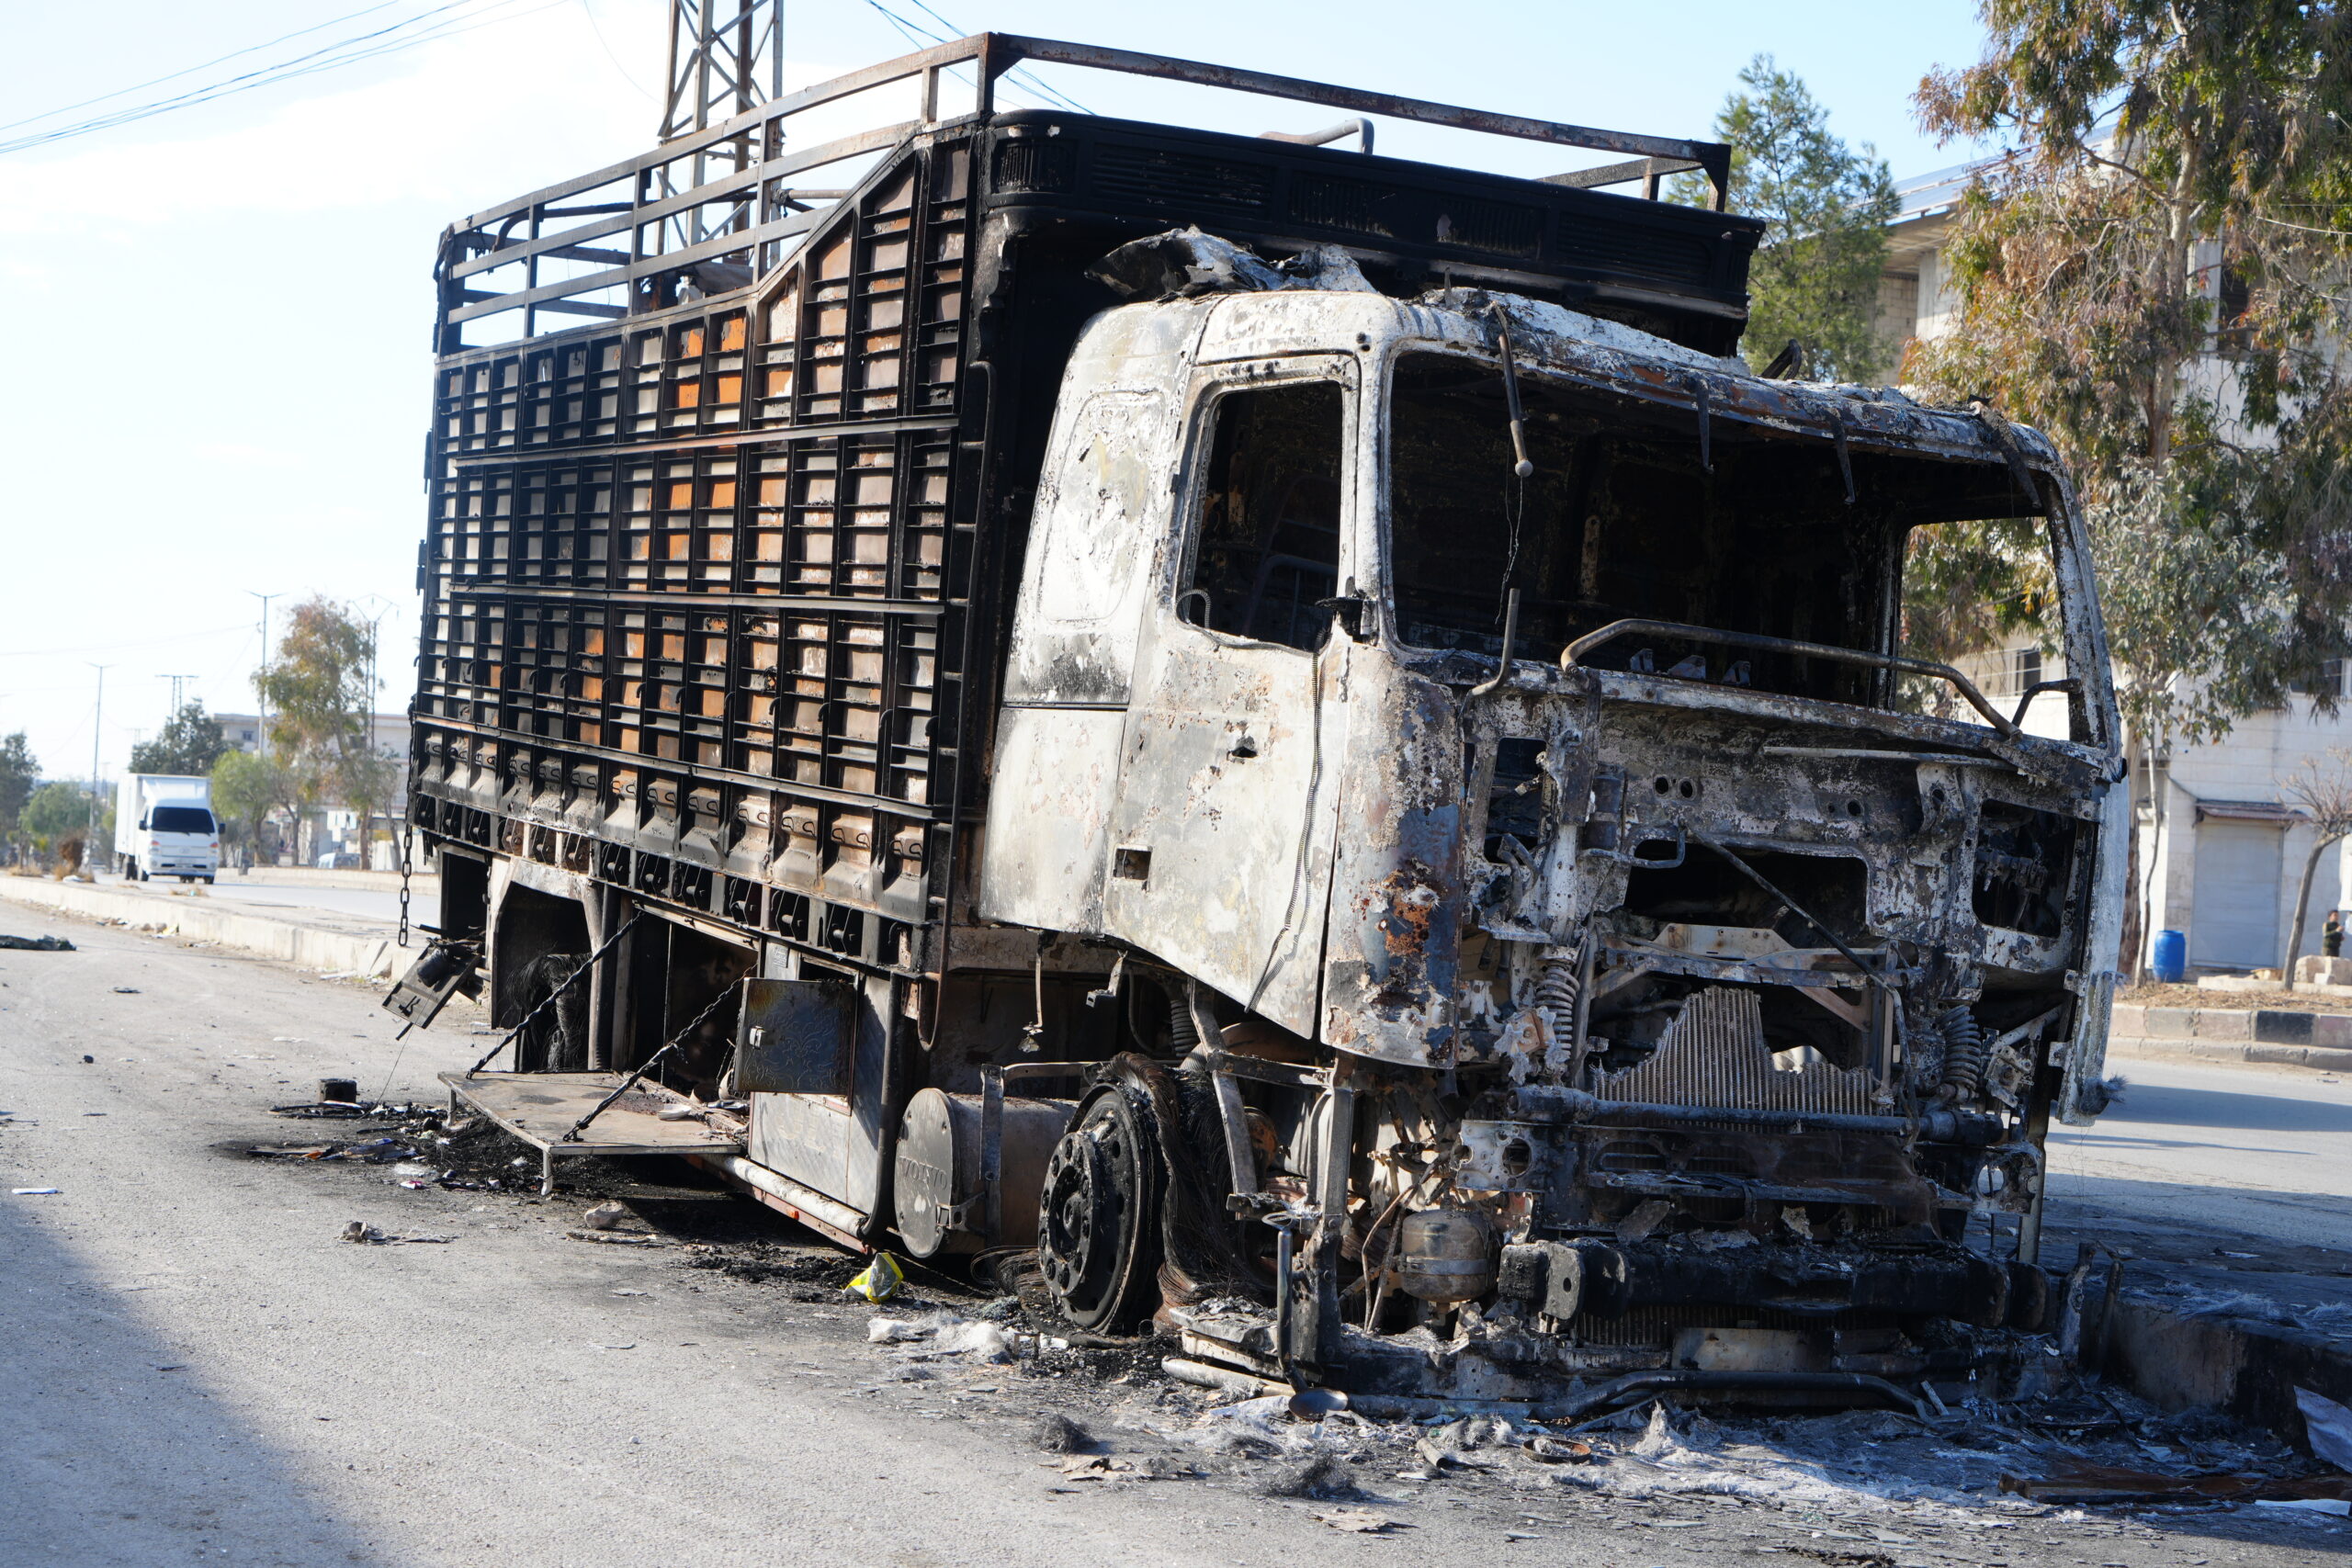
1532, 951, 1579, 1044
1939, 1005, 1989, 1097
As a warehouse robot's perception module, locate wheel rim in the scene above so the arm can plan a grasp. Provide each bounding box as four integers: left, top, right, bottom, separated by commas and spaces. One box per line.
1035, 1089, 1159, 1329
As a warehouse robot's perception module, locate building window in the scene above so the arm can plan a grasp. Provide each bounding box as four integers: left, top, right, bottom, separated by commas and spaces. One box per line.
2289, 660, 2346, 698
1994, 647, 2042, 699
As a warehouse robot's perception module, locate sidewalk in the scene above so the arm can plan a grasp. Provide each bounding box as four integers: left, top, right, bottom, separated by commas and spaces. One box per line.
2039, 1202, 2352, 1452
0, 874, 410, 979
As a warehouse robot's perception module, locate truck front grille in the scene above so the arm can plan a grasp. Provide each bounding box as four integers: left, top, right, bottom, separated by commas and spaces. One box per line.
1593, 986, 1876, 1115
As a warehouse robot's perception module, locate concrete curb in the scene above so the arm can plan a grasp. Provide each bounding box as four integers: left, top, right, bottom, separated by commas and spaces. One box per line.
0, 878, 404, 979
2110, 1001, 2352, 1072
212, 867, 441, 894
2113, 1000, 2352, 1047
2109, 1033, 2352, 1074
2104, 1289, 2352, 1453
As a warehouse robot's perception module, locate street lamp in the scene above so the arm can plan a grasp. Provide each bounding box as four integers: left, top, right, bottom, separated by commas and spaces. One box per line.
85, 663, 108, 869
247, 591, 281, 751
357, 592, 397, 870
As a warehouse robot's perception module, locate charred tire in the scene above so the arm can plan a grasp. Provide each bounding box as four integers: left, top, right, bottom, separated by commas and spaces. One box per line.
1036, 1086, 1162, 1331
2007, 1260, 2053, 1334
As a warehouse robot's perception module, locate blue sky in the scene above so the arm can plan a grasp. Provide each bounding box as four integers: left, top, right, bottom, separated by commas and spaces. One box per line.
0, 0, 1991, 781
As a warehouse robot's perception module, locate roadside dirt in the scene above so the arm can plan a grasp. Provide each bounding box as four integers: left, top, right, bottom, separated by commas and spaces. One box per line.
2125, 981, 2352, 1014
221, 1100, 2352, 1553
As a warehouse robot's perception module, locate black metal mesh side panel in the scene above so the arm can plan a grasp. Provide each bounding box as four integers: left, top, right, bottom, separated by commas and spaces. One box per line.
413, 139, 972, 975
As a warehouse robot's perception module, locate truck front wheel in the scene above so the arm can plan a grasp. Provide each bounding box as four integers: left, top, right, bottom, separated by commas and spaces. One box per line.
1036, 1087, 1163, 1331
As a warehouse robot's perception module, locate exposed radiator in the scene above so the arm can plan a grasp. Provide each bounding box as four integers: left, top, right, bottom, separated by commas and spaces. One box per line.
1592, 986, 1876, 1114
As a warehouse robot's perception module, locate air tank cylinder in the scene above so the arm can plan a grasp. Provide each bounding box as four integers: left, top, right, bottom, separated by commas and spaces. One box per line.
1390, 1208, 1499, 1303
892, 1088, 1075, 1258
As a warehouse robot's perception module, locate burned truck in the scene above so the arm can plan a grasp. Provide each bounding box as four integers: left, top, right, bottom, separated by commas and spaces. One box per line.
398, 34, 2126, 1409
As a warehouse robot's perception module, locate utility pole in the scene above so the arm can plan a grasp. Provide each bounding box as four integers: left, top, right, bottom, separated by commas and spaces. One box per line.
357, 595, 394, 869
86, 663, 108, 867
657, 0, 782, 253
660, 0, 782, 142
247, 591, 280, 753
158, 672, 198, 727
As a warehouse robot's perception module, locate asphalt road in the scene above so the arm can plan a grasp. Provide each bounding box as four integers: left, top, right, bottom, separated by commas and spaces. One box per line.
96, 872, 436, 928
2046, 1056, 2352, 1254
4, 917, 2346, 1567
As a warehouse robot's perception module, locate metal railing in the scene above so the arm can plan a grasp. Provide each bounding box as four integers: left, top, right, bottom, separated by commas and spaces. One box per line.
434, 32, 1733, 350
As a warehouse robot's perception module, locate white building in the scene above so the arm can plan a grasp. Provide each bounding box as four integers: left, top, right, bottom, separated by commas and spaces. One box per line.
1883, 167, 2352, 976
214, 712, 414, 870
215, 711, 409, 764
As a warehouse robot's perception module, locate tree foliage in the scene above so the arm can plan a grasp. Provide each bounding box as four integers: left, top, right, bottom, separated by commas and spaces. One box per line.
253, 597, 396, 843
1679, 56, 1900, 382
22, 780, 96, 852
1908, 0, 2352, 726
1900, 517, 2055, 671
129, 702, 228, 778
209, 748, 280, 852
0, 733, 36, 838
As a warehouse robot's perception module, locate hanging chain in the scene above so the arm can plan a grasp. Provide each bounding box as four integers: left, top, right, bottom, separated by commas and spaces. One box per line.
561, 982, 741, 1143
396, 814, 415, 948
465, 912, 643, 1077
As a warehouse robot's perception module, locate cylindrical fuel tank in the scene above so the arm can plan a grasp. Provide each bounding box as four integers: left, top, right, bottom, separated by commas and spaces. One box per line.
1391, 1208, 1498, 1303
893, 1088, 1076, 1258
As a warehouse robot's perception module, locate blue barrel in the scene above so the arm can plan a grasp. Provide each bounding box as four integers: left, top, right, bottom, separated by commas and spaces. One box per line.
2152, 929, 2188, 984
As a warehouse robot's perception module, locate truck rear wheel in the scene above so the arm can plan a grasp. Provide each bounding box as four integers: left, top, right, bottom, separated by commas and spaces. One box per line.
1036, 1087, 1162, 1330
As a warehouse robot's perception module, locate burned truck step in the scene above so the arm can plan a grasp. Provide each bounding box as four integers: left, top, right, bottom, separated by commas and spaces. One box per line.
439, 1071, 743, 1196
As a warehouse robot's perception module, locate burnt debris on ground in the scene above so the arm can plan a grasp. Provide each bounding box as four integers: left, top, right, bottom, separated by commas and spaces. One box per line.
224, 1099, 2352, 1556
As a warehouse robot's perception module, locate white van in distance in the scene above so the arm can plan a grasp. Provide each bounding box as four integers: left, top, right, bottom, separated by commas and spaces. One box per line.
115, 773, 220, 884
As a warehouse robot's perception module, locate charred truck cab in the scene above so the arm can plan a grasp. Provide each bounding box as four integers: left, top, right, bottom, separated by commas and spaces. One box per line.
401, 34, 2124, 1412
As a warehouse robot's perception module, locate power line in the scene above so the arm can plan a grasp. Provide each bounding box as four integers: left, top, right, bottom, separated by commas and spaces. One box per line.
575, 0, 657, 103
1, 1, 492, 153
896, 0, 1092, 114
860, 0, 1092, 118
0, 0, 562, 157
0, 1, 408, 135
0, 622, 253, 660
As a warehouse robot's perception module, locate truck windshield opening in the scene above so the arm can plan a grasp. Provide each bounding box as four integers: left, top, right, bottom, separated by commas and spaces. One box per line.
150, 807, 215, 834
1385, 351, 2041, 712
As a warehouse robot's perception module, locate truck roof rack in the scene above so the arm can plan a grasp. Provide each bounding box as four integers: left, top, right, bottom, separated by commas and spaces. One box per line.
436, 32, 1737, 352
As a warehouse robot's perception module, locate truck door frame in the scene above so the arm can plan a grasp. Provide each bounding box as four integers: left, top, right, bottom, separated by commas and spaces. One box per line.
1100, 354, 1363, 1037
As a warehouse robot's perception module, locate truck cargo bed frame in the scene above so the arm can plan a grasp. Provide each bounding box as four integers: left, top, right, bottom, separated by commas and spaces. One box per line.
411, 32, 1755, 1066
